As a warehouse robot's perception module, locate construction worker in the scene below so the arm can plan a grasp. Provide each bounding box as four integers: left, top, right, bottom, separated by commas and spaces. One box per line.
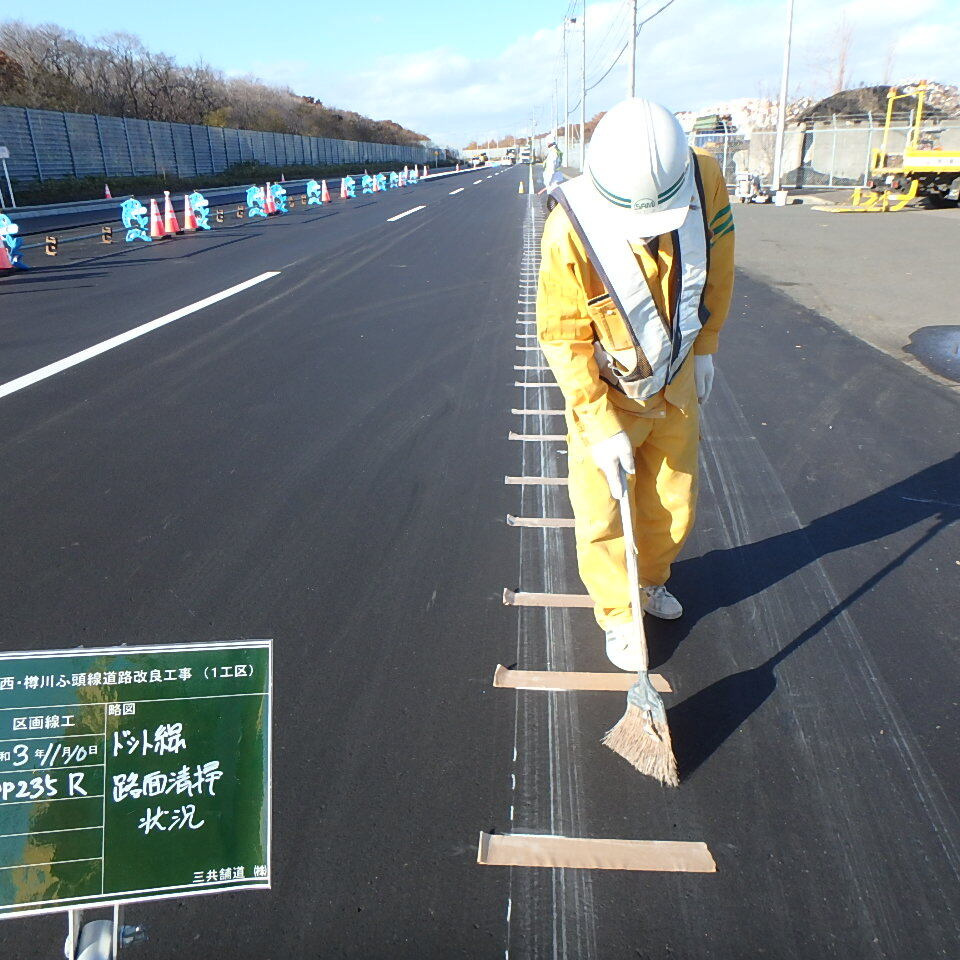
542, 140, 562, 190
536, 98, 734, 670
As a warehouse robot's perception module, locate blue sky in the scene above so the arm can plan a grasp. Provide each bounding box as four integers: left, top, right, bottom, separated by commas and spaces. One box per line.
4, 0, 958, 145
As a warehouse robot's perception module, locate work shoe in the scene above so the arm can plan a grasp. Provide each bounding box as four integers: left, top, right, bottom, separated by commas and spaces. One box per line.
642, 584, 683, 620
605, 624, 645, 672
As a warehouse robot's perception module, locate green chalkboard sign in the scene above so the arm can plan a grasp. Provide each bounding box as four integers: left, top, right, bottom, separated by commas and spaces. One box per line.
0, 640, 271, 918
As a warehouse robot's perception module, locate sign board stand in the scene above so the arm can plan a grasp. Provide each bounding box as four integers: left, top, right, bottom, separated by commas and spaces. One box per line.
64, 904, 145, 959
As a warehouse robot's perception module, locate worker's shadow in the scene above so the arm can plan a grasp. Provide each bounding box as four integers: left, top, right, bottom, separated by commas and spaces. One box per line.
651, 452, 959, 779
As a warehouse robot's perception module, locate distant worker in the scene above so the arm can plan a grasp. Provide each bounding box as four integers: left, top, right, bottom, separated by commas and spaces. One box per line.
542, 140, 562, 189
541, 140, 566, 212
537, 98, 735, 670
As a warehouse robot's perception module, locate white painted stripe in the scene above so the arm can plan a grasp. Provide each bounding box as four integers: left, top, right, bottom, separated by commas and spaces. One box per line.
449, 188, 465, 195
473, 179, 483, 184
387, 205, 426, 222
0, 272, 281, 402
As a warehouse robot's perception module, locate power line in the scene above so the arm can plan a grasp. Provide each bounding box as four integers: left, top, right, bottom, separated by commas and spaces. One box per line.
582, 0, 681, 96
583, 0, 630, 78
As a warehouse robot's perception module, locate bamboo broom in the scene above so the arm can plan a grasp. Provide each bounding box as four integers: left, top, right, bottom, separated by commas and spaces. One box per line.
602, 466, 679, 786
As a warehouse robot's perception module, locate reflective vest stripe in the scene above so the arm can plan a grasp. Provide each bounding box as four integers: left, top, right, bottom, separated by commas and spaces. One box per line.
553, 156, 710, 400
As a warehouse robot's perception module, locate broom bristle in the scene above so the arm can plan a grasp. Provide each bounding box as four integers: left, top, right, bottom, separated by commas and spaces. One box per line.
602, 704, 679, 787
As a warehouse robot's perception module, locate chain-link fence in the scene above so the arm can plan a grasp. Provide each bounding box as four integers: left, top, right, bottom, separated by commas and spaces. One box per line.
0, 106, 440, 185
691, 119, 960, 188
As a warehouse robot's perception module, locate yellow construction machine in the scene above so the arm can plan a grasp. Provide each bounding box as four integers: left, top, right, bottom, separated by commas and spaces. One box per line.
830, 82, 960, 212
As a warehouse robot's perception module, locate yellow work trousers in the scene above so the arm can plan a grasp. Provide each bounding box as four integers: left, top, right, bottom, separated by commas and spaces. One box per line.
566, 397, 699, 631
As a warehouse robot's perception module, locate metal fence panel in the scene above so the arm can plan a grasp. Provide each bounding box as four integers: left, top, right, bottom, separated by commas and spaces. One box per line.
124, 118, 153, 176
96, 115, 131, 178
62, 113, 100, 178
0, 109, 37, 181
169, 123, 193, 177
191, 124, 213, 176
30, 110, 73, 179
691, 122, 960, 188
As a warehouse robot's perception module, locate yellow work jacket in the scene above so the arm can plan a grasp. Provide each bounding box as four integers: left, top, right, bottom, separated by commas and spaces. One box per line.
536, 148, 735, 446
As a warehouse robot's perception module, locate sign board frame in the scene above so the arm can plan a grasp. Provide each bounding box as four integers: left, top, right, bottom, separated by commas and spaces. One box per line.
0, 639, 272, 920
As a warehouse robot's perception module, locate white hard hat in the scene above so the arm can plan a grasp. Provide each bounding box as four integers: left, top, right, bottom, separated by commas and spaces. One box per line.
585, 98, 693, 238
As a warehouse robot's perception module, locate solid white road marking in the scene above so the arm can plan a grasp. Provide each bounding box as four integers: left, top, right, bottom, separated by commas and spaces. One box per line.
473, 179, 483, 184
0, 272, 281, 402
449, 188, 465, 195
387, 205, 426, 222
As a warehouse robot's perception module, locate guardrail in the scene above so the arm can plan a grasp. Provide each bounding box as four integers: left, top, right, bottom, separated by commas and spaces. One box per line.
8, 165, 478, 260
11, 167, 458, 236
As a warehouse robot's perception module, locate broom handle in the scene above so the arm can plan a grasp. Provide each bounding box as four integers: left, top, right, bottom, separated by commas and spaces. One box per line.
617, 465, 650, 673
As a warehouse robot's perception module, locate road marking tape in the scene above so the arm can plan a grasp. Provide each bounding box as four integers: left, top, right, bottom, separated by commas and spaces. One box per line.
492, 664, 671, 693
504, 476, 568, 486
0, 272, 281, 402
505, 515, 575, 529
502, 588, 590, 607
510, 408, 564, 415
477, 834, 715, 873
387, 205, 426, 222
508, 432, 565, 441
473, 179, 483, 184
449, 188, 465, 195
515, 381, 559, 387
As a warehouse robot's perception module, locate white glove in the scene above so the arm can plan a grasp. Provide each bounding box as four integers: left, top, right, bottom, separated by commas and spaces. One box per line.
695, 354, 715, 404
589, 430, 635, 499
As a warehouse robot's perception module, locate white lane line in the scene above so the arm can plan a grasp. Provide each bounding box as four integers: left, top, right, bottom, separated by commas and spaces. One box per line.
449, 188, 465, 195
0, 272, 281, 402
473, 179, 483, 184
387, 205, 427, 222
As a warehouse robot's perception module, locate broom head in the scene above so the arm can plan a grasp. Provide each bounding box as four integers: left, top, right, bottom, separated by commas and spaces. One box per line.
602, 675, 679, 787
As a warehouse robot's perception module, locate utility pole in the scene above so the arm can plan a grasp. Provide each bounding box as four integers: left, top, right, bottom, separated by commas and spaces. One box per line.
563, 19, 571, 160
772, 0, 795, 192
580, 4, 587, 170
553, 81, 558, 146
627, 0, 638, 98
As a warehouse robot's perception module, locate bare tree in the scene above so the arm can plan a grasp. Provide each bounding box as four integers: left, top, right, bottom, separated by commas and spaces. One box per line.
881, 42, 896, 87
0, 19, 427, 146
831, 15, 854, 94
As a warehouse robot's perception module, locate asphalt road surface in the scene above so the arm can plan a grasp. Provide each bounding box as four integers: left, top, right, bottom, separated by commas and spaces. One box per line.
1, 165, 958, 959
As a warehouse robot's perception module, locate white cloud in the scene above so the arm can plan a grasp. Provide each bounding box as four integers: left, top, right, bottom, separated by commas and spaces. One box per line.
257, 0, 960, 145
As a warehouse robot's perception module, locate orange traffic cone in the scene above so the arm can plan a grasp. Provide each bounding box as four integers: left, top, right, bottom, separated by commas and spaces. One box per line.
423, 165, 428, 178
163, 191, 181, 234
149, 198, 165, 239
372, 175, 380, 193
280, 172, 286, 183
321, 180, 331, 203
0, 242, 13, 271
264, 183, 277, 215
455, 163, 460, 172
340, 178, 348, 200
182, 194, 198, 232
104, 183, 112, 199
